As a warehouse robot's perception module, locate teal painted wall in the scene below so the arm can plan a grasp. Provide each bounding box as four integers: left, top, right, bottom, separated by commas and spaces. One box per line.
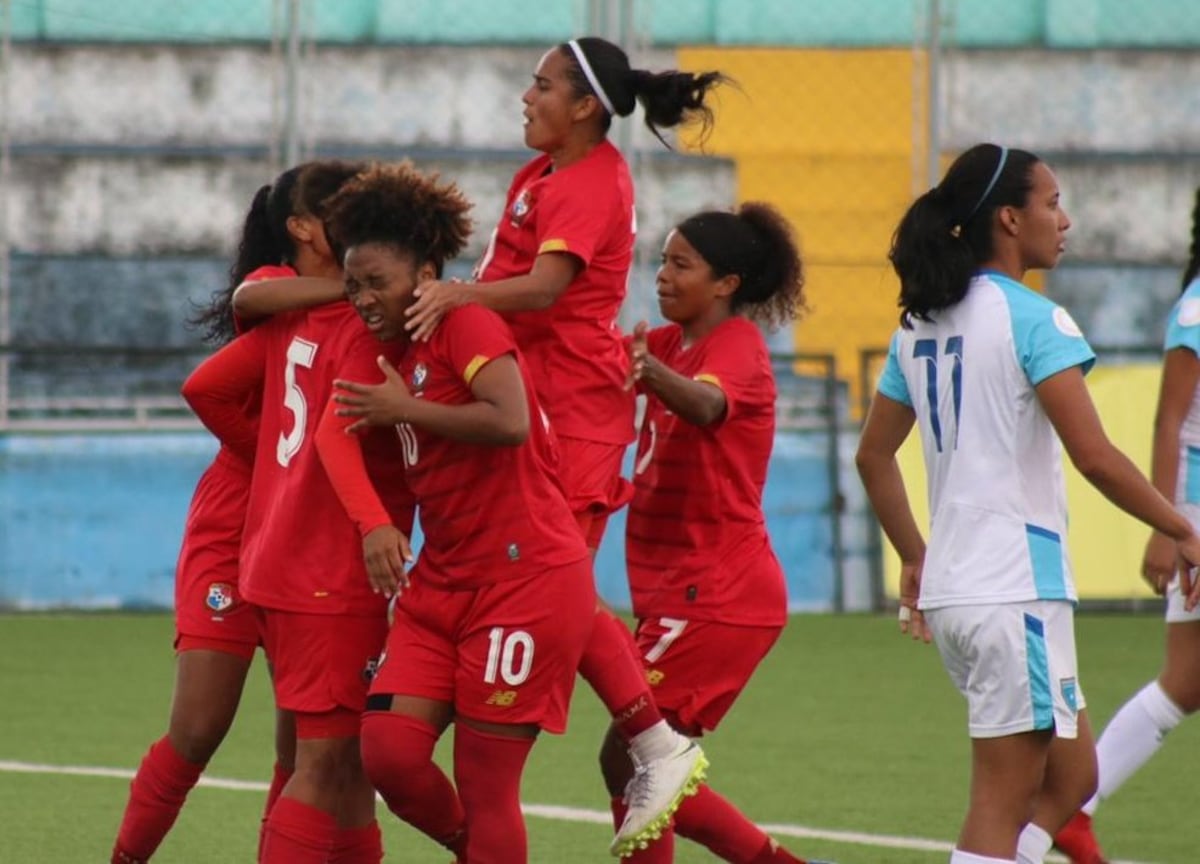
9, 0, 1200, 47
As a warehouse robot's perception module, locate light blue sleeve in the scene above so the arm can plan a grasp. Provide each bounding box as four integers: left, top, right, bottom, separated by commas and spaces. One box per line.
877, 330, 912, 406
1164, 280, 1200, 355
1007, 289, 1095, 386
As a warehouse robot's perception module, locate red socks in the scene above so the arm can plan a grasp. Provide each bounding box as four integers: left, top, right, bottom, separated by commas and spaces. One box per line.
260, 796, 336, 864
579, 608, 663, 738
674, 786, 803, 864
613, 788, 803, 864
360, 712, 467, 857
329, 821, 383, 864
257, 760, 293, 862
111, 736, 206, 863
454, 723, 535, 864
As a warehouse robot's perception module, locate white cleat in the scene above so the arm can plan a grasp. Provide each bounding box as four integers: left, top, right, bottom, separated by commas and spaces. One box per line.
610, 737, 708, 858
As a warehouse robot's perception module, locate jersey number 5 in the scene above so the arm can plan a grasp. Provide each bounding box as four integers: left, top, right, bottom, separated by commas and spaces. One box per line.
277, 337, 318, 467
913, 335, 963, 453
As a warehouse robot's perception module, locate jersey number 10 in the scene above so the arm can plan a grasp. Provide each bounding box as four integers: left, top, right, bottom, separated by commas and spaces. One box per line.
913, 335, 963, 453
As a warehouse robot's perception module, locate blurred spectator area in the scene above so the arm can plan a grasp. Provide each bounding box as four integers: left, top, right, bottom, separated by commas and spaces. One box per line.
5, 0, 1200, 419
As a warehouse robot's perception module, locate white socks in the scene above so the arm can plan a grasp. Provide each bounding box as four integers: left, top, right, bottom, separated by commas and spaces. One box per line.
1083, 680, 1184, 815
628, 720, 680, 763
1015, 823, 1053, 864
950, 850, 1014, 864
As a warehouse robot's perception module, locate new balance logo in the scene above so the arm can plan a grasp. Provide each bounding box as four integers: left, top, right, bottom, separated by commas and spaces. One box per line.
486, 689, 518, 706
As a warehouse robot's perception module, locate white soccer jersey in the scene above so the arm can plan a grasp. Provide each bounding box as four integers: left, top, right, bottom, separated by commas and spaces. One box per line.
878, 271, 1095, 609
1165, 277, 1200, 504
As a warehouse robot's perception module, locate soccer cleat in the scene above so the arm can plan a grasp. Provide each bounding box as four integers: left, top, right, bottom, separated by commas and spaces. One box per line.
610, 737, 708, 858
1053, 811, 1110, 864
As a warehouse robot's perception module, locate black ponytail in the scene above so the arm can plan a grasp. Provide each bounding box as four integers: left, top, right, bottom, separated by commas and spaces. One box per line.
189, 166, 302, 345
890, 143, 1039, 327
559, 37, 729, 148
1182, 186, 1200, 292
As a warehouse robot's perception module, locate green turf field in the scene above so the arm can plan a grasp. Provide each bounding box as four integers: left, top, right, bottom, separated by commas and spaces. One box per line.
0, 613, 1192, 863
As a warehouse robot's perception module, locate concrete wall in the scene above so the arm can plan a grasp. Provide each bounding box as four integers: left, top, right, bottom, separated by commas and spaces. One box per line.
0, 430, 852, 612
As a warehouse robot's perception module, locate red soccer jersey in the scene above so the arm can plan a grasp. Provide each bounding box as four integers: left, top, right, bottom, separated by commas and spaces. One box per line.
625, 317, 787, 626
476, 139, 635, 446
186, 301, 398, 616
388, 304, 588, 588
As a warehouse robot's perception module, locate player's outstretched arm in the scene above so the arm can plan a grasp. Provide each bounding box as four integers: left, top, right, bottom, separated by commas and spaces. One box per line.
856, 392, 930, 641
404, 252, 581, 342
336, 354, 530, 447
626, 321, 726, 426
1037, 366, 1193, 541
232, 276, 345, 321
181, 335, 265, 464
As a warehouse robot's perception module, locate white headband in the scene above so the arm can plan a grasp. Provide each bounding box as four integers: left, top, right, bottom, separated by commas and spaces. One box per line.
567, 39, 616, 116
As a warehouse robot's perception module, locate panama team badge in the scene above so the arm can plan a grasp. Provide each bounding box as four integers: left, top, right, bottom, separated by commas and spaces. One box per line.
509, 189, 531, 225
206, 582, 234, 613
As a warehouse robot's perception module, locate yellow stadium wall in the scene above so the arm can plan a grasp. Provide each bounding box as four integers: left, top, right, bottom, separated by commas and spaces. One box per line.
674, 49, 1048, 412
676, 47, 921, 408
882, 364, 1166, 603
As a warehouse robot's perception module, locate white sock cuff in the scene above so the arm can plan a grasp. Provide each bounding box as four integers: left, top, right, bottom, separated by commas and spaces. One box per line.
1140, 680, 1185, 729
1016, 823, 1053, 864
950, 850, 1015, 864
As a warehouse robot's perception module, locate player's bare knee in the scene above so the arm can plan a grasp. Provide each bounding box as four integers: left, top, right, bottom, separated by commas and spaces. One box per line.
168, 718, 229, 764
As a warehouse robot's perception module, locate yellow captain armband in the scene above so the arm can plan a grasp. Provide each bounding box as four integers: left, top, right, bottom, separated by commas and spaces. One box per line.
693, 373, 722, 389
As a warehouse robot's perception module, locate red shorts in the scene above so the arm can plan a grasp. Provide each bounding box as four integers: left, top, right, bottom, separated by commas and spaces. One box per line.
259, 608, 388, 738
173, 451, 258, 658
635, 617, 782, 736
557, 436, 633, 548
371, 558, 595, 734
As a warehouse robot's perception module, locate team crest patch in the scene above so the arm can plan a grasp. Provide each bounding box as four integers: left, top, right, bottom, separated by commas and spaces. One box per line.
1179, 298, 1200, 327
1052, 306, 1083, 338
362, 656, 380, 683
509, 189, 531, 225
411, 363, 428, 390
1060, 677, 1078, 714
206, 582, 234, 613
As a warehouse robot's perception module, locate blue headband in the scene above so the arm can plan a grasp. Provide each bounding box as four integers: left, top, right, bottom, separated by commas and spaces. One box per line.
963, 145, 1009, 224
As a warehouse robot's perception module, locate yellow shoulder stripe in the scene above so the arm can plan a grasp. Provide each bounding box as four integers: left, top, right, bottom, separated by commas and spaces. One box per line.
538, 239, 569, 254
463, 354, 491, 384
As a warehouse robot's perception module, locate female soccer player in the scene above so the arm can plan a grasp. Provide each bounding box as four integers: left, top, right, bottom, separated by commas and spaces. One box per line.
1053, 187, 1200, 864
179, 161, 418, 864
314, 161, 596, 864
402, 36, 727, 845
598, 203, 818, 863
110, 160, 365, 864
856, 143, 1200, 864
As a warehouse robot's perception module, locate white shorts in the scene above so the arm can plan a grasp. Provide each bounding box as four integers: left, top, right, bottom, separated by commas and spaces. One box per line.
926, 600, 1085, 739
1165, 576, 1200, 623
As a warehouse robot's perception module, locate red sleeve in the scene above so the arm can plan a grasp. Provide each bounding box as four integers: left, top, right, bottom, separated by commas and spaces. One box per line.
315, 400, 393, 537
181, 333, 265, 464
693, 322, 771, 425
361, 428, 416, 534
244, 265, 298, 282
436, 305, 518, 386
233, 265, 299, 335
535, 168, 614, 266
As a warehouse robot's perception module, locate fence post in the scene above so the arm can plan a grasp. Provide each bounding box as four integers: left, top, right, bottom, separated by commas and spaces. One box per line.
0, 0, 11, 431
